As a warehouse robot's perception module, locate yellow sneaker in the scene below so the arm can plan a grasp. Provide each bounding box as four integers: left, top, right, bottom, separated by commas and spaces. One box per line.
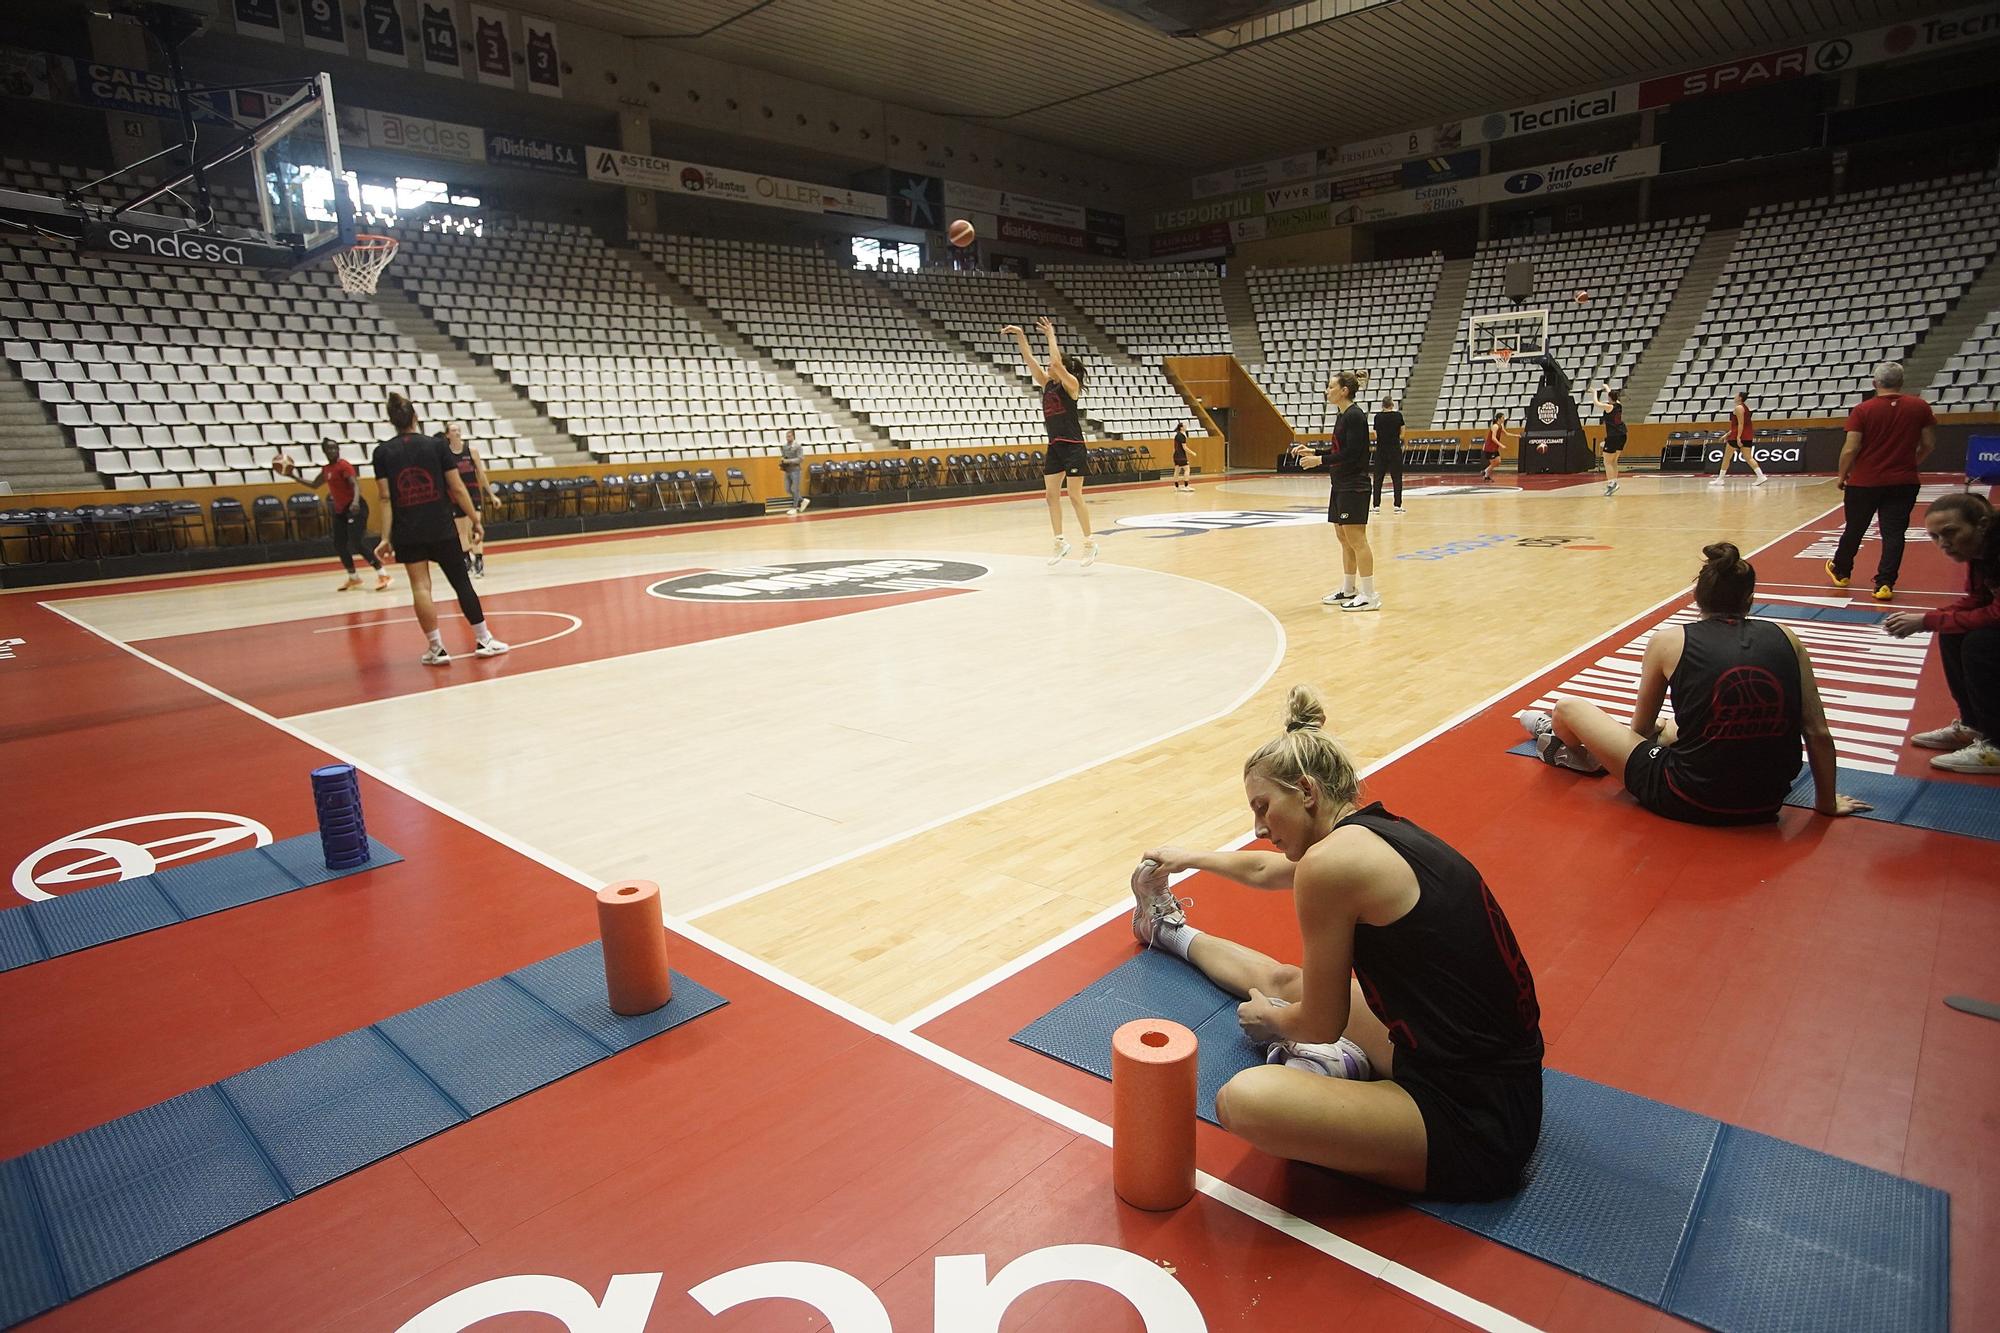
1823, 560, 1848, 589
1873, 584, 1894, 602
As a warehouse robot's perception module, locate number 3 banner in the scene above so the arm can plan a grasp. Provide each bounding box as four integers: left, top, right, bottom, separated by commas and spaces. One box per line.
300, 0, 350, 54
471, 4, 514, 88
522, 14, 562, 98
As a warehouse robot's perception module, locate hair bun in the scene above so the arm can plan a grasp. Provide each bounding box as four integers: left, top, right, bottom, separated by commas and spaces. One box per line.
1282, 684, 1327, 734
1702, 541, 1742, 566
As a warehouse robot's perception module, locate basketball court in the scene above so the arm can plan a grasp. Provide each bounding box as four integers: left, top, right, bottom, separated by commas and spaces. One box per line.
5, 467, 1994, 1330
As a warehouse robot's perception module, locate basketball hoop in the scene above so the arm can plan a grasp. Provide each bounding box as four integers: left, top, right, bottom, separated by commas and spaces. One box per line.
1492, 347, 1515, 364
331, 233, 398, 296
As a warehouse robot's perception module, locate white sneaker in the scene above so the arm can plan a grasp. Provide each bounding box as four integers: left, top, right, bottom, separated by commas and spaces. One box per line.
1912, 719, 1982, 751
1605, 481, 1619, 496
1535, 729, 1607, 774
1265, 1036, 1370, 1079
1129, 860, 1190, 949
1754, 474, 1769, 486
1520, 710, 1555, 740
1048, 536, 1071, 565
1321, 589, 1356, 605
420, 646, 450, 667
798, 497, 810, 512
1339, 593, 1382, 612
1931, 739, 2000, 774
1708, 477, 1726, 486
1081, 540, 1099, 567
473, 638, 510, 658
1393, 504, 1405, 513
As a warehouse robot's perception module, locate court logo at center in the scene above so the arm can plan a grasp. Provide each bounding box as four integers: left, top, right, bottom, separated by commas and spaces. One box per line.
1112, 507, 1324, 539
648, 559, 988, 602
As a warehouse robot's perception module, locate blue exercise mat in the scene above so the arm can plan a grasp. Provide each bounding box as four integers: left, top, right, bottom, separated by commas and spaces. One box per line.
1749, 601, 1886, 626
1504, 742, 2000, 842
1014, 951, 1949, 1333
0, 834, 402, 974
0, 941, 726, 1329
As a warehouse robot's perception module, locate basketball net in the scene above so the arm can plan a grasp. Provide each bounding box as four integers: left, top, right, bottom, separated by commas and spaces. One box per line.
331, 234, 399, 296
1492, 347, 1515, 364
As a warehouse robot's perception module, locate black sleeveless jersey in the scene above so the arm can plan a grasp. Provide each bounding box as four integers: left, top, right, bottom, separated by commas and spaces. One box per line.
1603, 403, 1626, 443
1341, 804, 1543, 1072
1662, 617, 1804, 816
1042, 380, 1084, 445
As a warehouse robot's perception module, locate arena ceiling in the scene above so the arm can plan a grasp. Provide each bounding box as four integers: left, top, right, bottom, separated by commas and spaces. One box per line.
527, 0, 1948, 169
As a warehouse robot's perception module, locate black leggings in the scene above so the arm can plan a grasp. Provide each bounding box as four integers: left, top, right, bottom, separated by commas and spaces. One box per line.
332, 501, 381, 574
1372, 446, 1404, 507
1940, 627, 2000, 737
1831, 483, 1920, 589
435, 544, 483, 624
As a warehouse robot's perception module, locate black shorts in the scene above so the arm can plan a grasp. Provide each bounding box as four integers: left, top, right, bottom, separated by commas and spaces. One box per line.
1621, 742, 1783, 827
1395, 1057, 1543, 1202
1603, 435, 1627, 455
1173, 452, 1188, 467
391, 536, 466, 569
1330, 488, 1370, 525
1044, 442, 1089, 477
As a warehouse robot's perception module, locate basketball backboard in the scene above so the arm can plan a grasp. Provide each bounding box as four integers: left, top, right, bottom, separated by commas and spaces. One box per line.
252, 72, 352, 263
1467, 308, 1549, 367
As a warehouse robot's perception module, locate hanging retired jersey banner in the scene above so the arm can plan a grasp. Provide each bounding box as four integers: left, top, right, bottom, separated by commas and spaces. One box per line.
232, 0, 283, 41
420, 2, 462, 77
470, 4, 513, 88
300, 0, 349, 54
363, 0, 409, 66
522, 14, 562, 97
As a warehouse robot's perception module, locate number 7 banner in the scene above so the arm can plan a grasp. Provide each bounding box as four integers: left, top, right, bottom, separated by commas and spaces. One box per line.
363, 0, 410, 66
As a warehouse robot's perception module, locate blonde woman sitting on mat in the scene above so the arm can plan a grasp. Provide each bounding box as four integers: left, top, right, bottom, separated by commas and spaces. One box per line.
1131, 685, 1544, 1201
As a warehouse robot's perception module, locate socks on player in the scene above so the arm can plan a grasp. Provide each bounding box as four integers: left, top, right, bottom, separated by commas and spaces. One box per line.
473, 621, 497, 646
427, 629, 445, 651
1358, 576, 1376, 599
1341, 574, 1357, 596
1151, 921, 1199, 960
1267, 1035, 1373, 1080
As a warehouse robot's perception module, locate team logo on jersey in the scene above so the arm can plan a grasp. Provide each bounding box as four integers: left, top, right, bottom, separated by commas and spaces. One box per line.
13, 812, 273, 902
1111, 507, 1324, 539
647, 559, 987, 602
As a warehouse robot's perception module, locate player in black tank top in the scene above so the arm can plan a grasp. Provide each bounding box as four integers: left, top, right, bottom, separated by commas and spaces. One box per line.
1130, 686, 1543, 1200
444, 423, 490, 577
1523, 542, 1870, 824
1005, 317, 1096, 566
1591, 385, 1627, 496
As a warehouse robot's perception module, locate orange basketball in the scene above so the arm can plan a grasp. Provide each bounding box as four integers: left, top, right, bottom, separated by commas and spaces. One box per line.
1575, 290, 1590, 304
948, 219, 975, 247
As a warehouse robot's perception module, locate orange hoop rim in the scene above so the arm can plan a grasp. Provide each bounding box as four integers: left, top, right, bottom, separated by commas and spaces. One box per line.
346, 233, 398, 252
1491, 347, 1515, 362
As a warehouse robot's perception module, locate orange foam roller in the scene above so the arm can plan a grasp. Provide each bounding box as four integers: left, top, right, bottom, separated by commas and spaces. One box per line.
1111, 1017, 1198, 1211
595, 879, 674, 1015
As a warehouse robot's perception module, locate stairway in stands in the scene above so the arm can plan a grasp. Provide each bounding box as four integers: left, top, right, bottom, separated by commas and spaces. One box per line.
0, 360, 94, 494
612, 246, 893, 450
370, 283, 591, 466
1404, 258, 1471, 429
1218, 271, 1265, 365
1620, 226, 1738, 421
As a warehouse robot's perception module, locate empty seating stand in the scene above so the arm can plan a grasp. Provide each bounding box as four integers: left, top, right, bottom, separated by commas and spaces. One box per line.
1656, 173, 2000, 421
1248, 255, 1442, 433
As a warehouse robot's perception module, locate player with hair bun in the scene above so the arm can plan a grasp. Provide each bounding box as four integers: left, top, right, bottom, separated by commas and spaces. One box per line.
1521, 541, 1866, 823
1293, 369, 1381, 611
1130, 684, 1545, 1201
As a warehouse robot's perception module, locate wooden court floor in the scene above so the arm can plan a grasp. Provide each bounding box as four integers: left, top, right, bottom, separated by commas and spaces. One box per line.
5, 466, 1994, 1331
32, 469, 1942, 1022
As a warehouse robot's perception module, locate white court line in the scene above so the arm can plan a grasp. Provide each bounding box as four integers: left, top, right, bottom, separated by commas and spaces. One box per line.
896, 499, 1852, 1032
37, 596, 1542, 1333
312, 610, 582, 661
680, 563, 1290, 924
32, 501, 1844, 1333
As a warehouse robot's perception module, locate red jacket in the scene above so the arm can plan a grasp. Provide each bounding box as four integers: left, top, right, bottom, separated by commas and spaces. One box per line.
1922, 541, 2000, 634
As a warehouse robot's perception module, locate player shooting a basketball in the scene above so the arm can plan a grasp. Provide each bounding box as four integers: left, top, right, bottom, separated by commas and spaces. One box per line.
1004, 316, 1096, 567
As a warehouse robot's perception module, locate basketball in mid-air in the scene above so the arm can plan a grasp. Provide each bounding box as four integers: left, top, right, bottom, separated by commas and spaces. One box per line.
948, 219, 975, 247
1575, 290, 1590, 304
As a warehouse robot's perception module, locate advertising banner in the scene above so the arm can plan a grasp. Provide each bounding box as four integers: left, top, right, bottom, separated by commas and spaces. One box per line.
366, 108, 485, 162
486, 132, 583, 176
